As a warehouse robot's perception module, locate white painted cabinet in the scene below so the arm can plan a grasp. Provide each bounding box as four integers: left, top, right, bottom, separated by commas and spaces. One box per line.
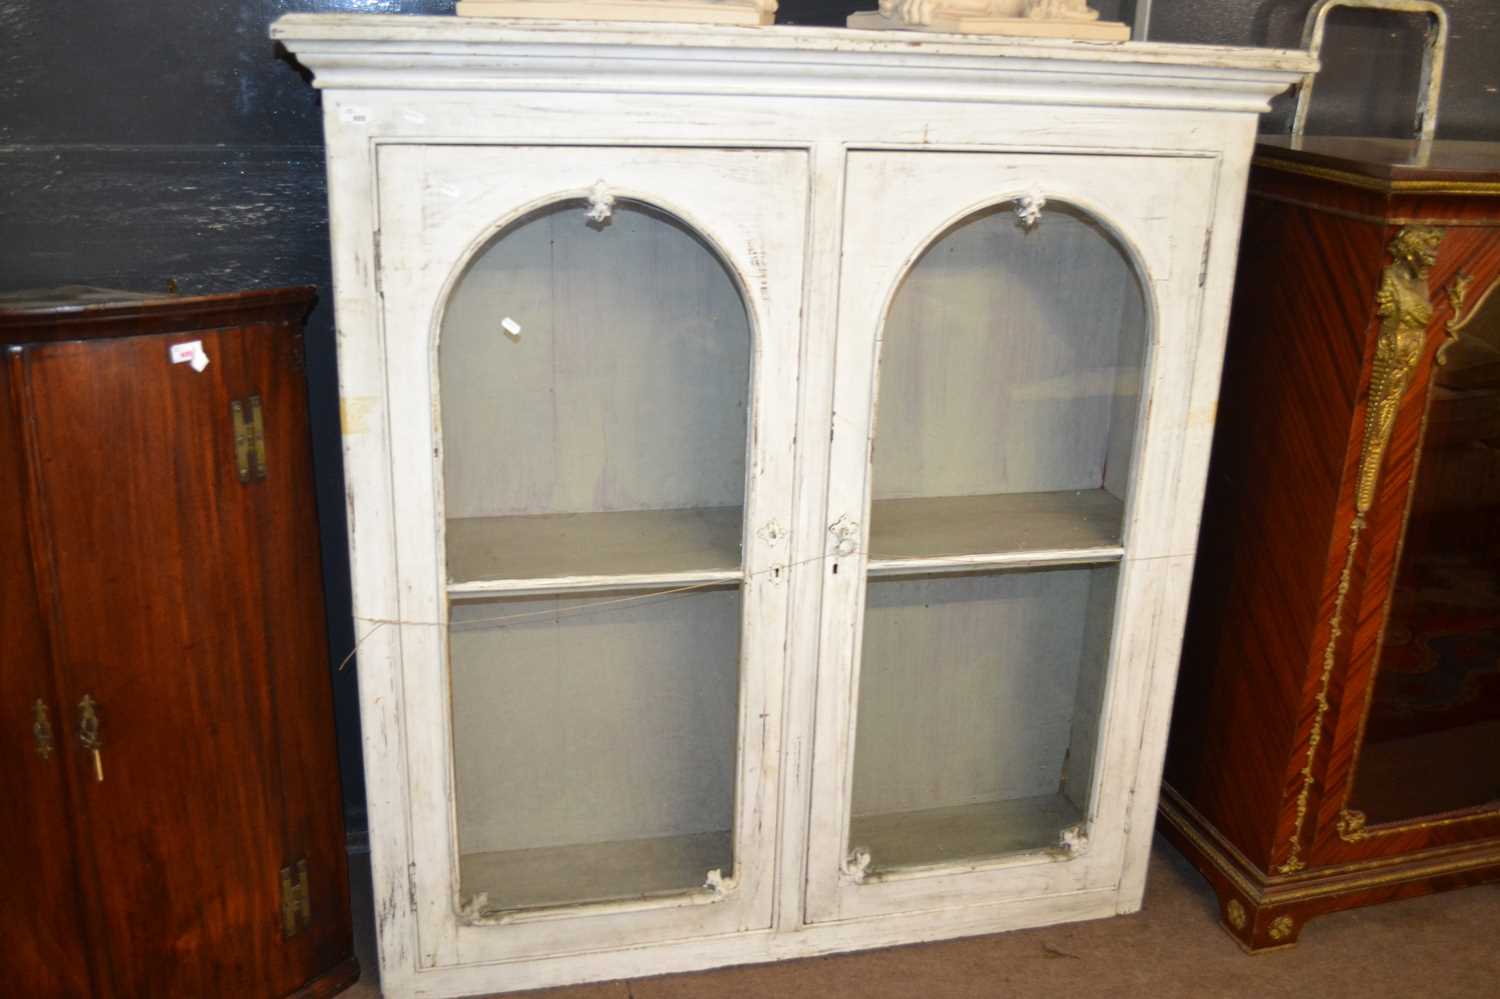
273, 15, 1313, 997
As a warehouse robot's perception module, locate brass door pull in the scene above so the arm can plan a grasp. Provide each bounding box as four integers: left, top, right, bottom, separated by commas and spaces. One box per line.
76, 695, 103, 782
32, 699, 54, 759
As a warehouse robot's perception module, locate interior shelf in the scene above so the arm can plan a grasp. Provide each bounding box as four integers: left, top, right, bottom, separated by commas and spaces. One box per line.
447, 507, 743, 596
849, 795, 1084, 874
461, 829, 733, 914
866, 489, 1124, 576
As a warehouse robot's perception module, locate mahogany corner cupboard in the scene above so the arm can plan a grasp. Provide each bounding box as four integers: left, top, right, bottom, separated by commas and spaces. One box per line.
1162, 137, 1500, 951
0, 287, 356, 998
272, 14, 1313, 996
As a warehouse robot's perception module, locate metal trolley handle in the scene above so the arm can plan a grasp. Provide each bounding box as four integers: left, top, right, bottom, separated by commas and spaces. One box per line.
1291, 0, 1449, 142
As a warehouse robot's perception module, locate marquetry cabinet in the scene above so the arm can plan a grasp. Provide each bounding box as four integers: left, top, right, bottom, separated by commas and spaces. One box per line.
0, 287, 356, 997
274, 14, 1311, 996
1162, 138, 1500, 951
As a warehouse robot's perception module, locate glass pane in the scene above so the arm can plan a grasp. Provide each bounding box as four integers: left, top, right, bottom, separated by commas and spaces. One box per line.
849, 566, 1117, 872
1350, 281, 1500, 824
439, 200, 751, 584
869, 201, 1146, 561
451, 587, 742, 913
437, 200, 753, 913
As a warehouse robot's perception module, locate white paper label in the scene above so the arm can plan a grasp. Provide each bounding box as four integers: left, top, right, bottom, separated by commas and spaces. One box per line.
169, 340, 210, 372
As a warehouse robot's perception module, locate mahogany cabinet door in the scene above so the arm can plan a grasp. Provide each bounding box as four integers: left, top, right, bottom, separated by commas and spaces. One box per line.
15, 327, 304, 998
237, 321, 353, 989
1, 356, 94, 997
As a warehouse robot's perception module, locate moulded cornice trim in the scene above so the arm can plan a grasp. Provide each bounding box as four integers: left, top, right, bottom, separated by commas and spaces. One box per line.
271, 14, 1316, 114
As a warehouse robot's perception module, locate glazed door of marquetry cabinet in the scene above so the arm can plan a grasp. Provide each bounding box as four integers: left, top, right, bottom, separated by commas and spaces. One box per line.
1331, 238, 1500, 852
806, 150, 1217, 923
14, 328, 332, 999
374, 145, 806, 965
0, 356, 93, 996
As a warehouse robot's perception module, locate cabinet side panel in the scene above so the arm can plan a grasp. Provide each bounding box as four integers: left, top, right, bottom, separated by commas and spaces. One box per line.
240, 317, 356, 991
0, 354, 94, 997
1167, 191, 1387, 867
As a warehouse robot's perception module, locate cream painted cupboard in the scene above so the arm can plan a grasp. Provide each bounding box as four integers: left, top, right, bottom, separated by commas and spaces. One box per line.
273, 14, 1313, 996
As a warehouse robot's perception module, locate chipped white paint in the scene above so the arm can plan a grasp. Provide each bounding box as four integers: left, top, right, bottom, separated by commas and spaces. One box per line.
272, 13, 1313, 997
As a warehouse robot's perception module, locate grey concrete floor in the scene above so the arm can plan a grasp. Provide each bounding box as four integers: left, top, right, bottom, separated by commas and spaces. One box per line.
340, 837, 1500, 998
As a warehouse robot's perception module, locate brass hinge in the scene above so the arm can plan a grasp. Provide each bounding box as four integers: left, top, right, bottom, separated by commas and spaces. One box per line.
231, 395, 268, 483
280, 859, 312, 937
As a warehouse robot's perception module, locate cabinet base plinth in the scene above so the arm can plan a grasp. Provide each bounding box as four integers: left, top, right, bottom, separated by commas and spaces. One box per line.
1159, 787, 1500, 953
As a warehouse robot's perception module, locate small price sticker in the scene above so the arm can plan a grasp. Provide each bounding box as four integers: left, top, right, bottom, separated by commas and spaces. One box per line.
169, 340, 210, 373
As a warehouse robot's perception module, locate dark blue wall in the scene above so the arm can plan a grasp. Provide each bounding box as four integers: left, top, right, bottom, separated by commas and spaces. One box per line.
2, 1, 1495, 841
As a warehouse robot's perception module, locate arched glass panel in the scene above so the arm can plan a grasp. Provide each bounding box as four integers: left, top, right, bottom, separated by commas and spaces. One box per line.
438, 201, 751, 913
849, 201, 1148, 872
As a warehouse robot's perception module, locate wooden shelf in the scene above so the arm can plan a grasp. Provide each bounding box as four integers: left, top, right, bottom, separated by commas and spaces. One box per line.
461, 829, 732, 914
867, 489, 1124, 576
850, 795, 1083, 873
447, 507, 743, 597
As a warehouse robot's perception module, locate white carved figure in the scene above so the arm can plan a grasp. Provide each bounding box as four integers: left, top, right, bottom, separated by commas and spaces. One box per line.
1026, 0, 1101, 22
878, 0, 1102, 26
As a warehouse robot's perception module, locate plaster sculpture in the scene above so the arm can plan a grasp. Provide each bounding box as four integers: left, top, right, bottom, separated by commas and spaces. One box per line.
850, 0, 1128, 38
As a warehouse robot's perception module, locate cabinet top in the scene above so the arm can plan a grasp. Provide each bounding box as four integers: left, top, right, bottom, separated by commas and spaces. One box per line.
1254, 136, 1500, 195
0, 286, 316, 345
271, 14, 1314, 115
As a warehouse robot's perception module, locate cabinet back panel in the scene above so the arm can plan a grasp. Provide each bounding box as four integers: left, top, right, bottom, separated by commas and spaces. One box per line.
852, 566, 1116, 818
439, 202, 751, 519
872, 205, 1146, 502
450, 587, 741, 854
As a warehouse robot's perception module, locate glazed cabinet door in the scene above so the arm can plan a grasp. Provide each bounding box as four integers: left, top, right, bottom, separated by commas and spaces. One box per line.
806, 150, 1218, 923
373, 145, 806, 966
13, 329, 302, 997
1329, 236, 1500, 850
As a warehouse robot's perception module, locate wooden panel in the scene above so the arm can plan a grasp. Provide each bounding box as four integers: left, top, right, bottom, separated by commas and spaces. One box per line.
446, 506, 742, 590
872, 203, 1146, 502
0, 355, 94, 998
852, 567, 1112, 818
20, 329, 286, 998
449, 587, 741, 857
461, 830, 732, 913
851, 795, 1083, 873
866, 489, 1123, 570
439, 201, 751, 520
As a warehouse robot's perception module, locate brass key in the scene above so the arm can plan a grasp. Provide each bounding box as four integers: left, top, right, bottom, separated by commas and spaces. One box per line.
77, 695, 103, 782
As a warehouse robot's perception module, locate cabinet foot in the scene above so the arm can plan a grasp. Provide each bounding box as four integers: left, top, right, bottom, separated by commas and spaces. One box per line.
1219, 894, 1303, 953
